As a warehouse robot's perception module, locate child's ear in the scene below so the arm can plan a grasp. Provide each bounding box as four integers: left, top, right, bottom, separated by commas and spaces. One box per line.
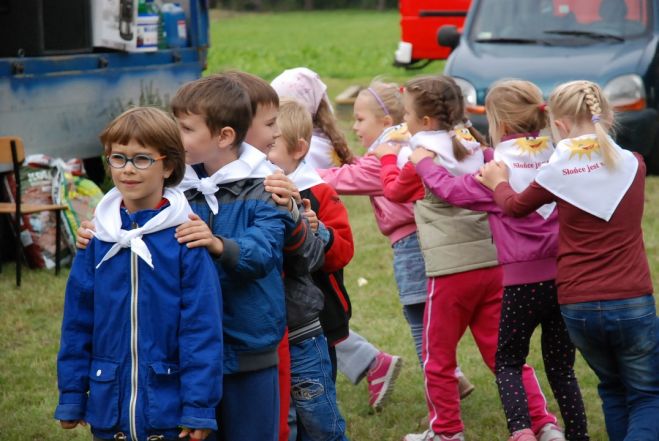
216, 126, 237, 149
382, 114, 394, 128
422, 115, 432, 128
292, 138, 309, 161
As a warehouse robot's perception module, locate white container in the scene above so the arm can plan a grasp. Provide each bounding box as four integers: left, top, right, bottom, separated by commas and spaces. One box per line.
135, 15, 159, 52
395, 41, 413, 64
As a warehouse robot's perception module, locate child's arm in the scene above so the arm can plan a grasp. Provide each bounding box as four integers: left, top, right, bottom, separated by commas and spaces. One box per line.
312, 184, 354, 273
414, 156, 499, 212
178, 246, 223, 435
317, 155, 385, 196
54, 244, 96, 425
379, 155, 425, 203
477, 160, 554, 216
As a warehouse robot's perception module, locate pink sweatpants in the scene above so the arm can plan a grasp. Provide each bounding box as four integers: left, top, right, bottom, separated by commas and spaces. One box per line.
422, 266, 556, 436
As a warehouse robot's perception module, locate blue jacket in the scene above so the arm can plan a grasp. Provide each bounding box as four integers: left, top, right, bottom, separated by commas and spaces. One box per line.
186, 176, 292, 374
55, 204, 223, 441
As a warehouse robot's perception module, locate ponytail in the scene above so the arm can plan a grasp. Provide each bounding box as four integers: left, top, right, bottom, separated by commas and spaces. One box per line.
463, 118, 489, 147
314, 99, 354, 165
451, 135, 470, 161
582, 85, 619, 168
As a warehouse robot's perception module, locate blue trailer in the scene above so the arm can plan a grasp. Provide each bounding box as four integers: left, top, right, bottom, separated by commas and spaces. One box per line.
0, 0, 209, 173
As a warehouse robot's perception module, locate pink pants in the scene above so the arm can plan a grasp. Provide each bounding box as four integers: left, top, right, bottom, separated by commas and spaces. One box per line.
422, 266, 556, 435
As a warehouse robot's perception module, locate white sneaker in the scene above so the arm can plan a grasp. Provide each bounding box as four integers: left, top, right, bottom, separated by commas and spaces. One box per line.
536, 423, 565, 441
401, 430, 465, 441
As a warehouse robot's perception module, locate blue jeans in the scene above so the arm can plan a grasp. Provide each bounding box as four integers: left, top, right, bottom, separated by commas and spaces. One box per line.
290, 335, 349, 441
392, 232, 427, 363
561, 295, 659, 441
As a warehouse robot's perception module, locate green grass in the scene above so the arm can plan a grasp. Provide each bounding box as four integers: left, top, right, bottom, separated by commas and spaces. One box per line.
1, 9, 658, 441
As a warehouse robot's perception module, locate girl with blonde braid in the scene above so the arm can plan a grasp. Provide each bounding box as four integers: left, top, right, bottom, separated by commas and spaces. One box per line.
479, 80, 658, 441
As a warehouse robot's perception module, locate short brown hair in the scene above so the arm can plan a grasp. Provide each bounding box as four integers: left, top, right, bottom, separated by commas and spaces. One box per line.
100, 106, 186, 187
277, 98, 313, 154
170, 73, 252, 148
224, 70, 279, 115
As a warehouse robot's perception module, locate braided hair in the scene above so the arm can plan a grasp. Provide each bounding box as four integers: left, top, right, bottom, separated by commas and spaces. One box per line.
405, 75, 472, 160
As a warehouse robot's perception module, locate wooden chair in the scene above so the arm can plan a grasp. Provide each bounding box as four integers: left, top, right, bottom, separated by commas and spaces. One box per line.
0, 136, 68, 286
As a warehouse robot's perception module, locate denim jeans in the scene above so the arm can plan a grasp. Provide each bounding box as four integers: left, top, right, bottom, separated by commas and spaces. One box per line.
392, 232, 427, 363
561, 294, 659, 441
290, 335, 349, 441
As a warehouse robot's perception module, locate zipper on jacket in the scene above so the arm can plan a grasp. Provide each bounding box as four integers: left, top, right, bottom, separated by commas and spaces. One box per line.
129, 221, 139, 441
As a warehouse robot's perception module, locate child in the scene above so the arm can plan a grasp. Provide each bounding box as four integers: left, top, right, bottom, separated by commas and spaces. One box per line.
171, 74, 297, 441
392, 79, 588, 441
272, 70, 405, 410
55, 107, 223, 441
271, 67, 354, 169
318, 80, 474, 404
479, 80, 658, 441
268, 98, 351, 440
374, 75, 559, 441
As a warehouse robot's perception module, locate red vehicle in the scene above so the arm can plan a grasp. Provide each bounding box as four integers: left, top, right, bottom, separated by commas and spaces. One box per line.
394, 0, 472, 67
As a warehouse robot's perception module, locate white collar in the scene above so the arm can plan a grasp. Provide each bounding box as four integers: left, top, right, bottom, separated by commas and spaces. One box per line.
93, 187, 192, 269
494, 135, 556, 219
287, 160, 325, 191
535, 134, 638, 221
410, 130, 483, 176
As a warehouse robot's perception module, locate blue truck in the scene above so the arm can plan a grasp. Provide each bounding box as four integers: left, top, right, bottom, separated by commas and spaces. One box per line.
0, 0, 209, 181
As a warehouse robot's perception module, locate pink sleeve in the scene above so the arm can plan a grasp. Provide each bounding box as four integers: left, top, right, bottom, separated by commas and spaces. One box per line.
483, 147, 494, 162
493, 181, 555, 217
317, 155, 384, 196
414, 157, 499, 212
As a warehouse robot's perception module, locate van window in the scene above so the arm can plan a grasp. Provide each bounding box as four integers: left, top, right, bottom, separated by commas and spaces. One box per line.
470, 0, 651, 42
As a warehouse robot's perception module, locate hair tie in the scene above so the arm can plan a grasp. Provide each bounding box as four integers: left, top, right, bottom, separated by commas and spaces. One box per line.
463, 119, 473, 128
367, 87, 390, 116
591, 114, 601, 124
538, 103, 547, 112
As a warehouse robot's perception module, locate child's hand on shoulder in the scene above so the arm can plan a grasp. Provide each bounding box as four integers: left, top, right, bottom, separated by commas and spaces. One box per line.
302, 198, 319, 233
264, 171, 301, 211
410, 147, 436, 165
371, 142, 401, 159
179, 427, 211, 440
475, 160, 510, 191
175, 213, 224, 256
60, 419, 86, 429
75, 220, 96, 250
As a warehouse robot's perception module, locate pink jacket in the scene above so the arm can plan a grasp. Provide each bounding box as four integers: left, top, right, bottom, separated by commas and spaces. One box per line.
415, 150, 558, 286
318, 155, 417, 245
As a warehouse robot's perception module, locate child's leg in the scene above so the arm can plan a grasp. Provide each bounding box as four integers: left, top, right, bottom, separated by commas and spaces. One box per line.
278, 329, 292, 441
290, 335, 349, 441
538, 281, 589, 441
217, 367, 279, 441
495, 283, 543, 434
423, 274, 473, 436
392, 232, 428, 364
335, 330, 379, 384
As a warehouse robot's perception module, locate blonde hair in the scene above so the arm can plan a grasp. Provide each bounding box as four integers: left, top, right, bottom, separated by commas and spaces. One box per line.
406, 75, 480, 161
485, 79, 548, 146
356, 79, 404, 124
277, 98, 313, 154
100, 106, 185, 187
314, 99, 354, 165
548, 80, 619, 168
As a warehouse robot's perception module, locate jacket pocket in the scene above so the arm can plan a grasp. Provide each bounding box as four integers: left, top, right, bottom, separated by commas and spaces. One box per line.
85, 359, 119, 429
147, 362, 182, 429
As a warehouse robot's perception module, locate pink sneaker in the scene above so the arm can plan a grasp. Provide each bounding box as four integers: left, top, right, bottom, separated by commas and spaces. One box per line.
508, 429, 537, 441
536, 423, 565, 441
367, 351, 402, 410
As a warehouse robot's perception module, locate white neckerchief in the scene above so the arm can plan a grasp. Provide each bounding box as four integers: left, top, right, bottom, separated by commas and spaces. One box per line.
367, 123, 413, 169
287, 160, 325, 192
93, 187, 192, 269
178, 142, 277, 214
494, 135, 556, 219
410, 129, 483, 176
535, 134, 638, 221
305, 130, 342, 170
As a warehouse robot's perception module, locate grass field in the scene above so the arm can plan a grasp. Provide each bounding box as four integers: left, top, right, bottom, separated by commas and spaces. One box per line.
1, 9, 658, 441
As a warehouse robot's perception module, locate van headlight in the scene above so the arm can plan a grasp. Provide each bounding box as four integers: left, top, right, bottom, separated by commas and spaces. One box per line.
453, 77, 484, 114
603, 74, 646, 111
